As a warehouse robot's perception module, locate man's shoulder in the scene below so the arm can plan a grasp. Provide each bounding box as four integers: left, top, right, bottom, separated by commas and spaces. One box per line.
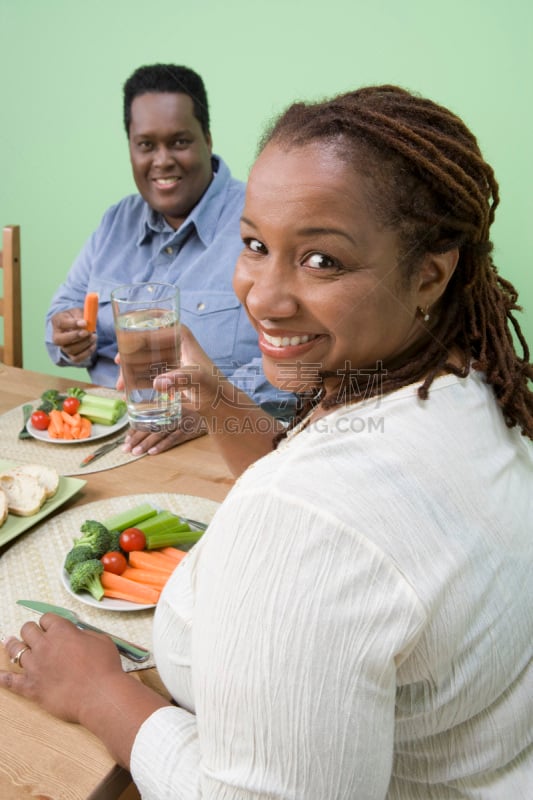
101, 193, 146, 221
89, 193, 147, 240
213, 156, 246, 200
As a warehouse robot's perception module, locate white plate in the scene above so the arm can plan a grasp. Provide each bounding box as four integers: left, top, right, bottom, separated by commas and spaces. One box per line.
27, 412, 129, 444
61, 567, 156, 612
54, 493, 217, 612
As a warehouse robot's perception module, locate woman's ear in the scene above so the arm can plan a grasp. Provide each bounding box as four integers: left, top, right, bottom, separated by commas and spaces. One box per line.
416, 247, 459, 308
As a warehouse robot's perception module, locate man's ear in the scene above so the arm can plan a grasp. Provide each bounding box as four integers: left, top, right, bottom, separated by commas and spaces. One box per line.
417, 247, 459, 308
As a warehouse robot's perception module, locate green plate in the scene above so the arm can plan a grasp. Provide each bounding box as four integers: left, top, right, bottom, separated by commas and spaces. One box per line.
0, 460, 86, 549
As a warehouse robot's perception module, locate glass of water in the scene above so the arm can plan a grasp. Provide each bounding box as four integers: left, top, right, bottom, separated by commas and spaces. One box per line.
111, 282, 181, 431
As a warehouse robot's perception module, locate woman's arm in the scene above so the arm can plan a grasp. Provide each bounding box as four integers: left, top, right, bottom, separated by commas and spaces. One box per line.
155, 326, 286, 476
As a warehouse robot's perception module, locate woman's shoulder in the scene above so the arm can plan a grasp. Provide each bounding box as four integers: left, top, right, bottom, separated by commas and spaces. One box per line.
301, 369, 530, 453
255, 369, 531, 540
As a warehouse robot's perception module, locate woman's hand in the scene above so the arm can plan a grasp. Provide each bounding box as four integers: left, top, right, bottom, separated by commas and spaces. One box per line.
1, 613, 171, 768
153, 324, 227, 425
1, 613, 123, 724
114, 327, 217, 454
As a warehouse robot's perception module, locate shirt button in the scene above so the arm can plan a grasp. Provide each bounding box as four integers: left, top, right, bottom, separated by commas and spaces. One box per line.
165, 246, 173, 255
197, 302, 206, 311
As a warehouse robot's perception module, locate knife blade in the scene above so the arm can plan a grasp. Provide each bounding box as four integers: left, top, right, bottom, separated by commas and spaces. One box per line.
16, 599, 151, 662
79, 434, 127, 468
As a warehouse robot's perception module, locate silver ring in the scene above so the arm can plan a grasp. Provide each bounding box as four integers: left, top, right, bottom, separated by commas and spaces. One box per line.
11, 644, 30, 667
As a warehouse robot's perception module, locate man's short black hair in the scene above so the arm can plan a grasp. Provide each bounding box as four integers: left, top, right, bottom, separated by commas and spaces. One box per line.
123, 63, 210, 136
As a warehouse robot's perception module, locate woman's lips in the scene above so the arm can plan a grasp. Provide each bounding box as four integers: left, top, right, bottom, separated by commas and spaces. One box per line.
259, 330, 322, 358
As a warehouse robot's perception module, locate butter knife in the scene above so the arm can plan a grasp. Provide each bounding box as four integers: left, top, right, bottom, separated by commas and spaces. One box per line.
16, 599, 151, 662
79, 434, 127, 468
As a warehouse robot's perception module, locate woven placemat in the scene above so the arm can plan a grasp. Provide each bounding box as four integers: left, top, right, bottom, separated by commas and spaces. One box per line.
0, 396, 143, 475
0, 492, 220, 672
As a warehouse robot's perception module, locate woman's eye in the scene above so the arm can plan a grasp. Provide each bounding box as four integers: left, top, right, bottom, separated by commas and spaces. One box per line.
245, 238, 267, 254
173, 138, 189, 148
137, 141, 152, 151
304, 252, 338, 270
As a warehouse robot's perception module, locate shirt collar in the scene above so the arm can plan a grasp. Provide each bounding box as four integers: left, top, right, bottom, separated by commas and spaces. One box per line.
136, 155, 229, 247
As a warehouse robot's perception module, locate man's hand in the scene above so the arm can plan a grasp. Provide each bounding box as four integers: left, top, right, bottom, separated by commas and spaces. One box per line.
123, 410, 207, 455
51, 308, 96, 362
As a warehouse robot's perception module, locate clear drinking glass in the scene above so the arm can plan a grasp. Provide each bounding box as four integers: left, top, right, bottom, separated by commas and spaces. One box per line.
111, 282, 181, 431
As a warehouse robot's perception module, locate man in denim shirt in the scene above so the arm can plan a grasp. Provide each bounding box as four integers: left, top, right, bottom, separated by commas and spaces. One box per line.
46, 64, 294, 454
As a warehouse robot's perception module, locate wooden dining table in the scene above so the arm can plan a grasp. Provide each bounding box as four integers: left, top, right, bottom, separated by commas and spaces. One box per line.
0, 363, 236, 800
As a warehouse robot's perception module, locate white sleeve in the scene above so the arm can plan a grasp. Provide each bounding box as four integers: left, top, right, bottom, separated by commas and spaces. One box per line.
131, 706, 201, 800
131, 488, 426, 799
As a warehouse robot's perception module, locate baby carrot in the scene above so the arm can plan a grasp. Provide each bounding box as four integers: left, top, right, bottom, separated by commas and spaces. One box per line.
78, 416, 92, 438
121, 567, 169, 590
48, 409, 64, 437
102, 586, 161, 605
159, 547, 188, 564
128, 550, 176, 573
83, 292, 99, 333
101, 570, 160, 605
61, 410, 80, 426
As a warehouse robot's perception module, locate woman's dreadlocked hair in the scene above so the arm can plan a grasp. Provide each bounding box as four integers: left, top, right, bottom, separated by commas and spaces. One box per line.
262, 85, 533, 440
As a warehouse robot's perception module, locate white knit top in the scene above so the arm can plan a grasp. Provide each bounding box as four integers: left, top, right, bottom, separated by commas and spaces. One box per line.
131, 371, 533, 799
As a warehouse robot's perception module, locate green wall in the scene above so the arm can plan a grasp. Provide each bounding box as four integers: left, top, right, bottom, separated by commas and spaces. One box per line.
1, 0, 532, 381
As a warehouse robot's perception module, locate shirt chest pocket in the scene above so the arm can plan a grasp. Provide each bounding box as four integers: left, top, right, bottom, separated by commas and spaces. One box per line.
179, 290, 243, 364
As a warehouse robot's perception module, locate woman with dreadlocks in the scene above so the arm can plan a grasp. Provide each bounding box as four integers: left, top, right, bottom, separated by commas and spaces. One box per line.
3, 86, 532, 798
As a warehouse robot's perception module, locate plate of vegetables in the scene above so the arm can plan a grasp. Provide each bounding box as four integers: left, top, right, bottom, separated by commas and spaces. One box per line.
61, 501, 206, 611
25, 388, 128, 444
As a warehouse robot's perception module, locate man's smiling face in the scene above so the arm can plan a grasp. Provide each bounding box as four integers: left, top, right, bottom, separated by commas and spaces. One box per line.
128, 91, 213, 230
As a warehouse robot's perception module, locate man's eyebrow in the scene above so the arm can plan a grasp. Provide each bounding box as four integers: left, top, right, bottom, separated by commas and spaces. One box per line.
131, 128, 194, 138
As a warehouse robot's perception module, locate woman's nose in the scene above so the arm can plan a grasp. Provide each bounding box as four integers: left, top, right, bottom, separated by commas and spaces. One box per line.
243, 265, 299, 322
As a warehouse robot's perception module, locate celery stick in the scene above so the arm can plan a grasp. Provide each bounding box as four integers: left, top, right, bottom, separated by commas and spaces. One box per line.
78, 395, 127, 425
146, 528, 204, 550
136, 511, 191, 536
103, 503, 157, 532
82, 392, 124, 410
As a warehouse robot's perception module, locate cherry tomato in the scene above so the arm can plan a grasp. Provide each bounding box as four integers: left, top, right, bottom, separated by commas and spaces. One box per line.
119, 527, 146, 552
101, 551, 128, 575
30, 410, 50, 430
63, 396, 81, 415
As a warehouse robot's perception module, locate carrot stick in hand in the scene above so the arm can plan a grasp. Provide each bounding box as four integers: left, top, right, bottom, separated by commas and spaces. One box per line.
83, 292, 99, 333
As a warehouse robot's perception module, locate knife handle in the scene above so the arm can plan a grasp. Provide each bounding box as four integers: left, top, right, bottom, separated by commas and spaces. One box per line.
76, 622, 150, 662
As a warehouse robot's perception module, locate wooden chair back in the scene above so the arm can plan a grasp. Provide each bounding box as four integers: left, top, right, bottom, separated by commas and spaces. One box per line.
0, 225, 23, 367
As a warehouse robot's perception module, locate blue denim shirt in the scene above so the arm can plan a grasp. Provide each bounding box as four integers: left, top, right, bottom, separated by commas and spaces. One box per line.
45, 156, 295, 416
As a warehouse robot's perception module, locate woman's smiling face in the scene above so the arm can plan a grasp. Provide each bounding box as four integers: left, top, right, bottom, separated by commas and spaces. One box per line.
233, 141, 433, 396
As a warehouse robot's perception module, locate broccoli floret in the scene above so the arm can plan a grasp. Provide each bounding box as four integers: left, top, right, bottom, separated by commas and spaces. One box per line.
40, 389, 63, 409
64, 544, 94, 574
69, 559, 105, 601
107, 529, 122, 552
74, 520, 111, 557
